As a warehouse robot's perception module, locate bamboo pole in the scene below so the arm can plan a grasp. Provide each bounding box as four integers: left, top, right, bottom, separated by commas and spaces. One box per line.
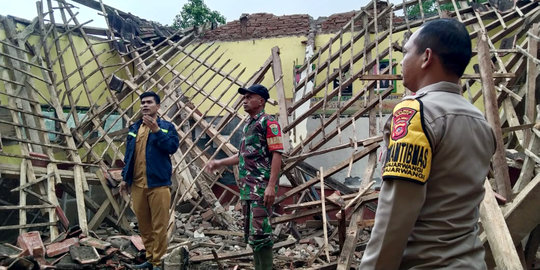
477, 31, 512, 201
319, 167, 330, 262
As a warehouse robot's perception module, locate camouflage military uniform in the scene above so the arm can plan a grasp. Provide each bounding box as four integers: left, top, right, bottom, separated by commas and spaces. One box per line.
239, 111, 283, 251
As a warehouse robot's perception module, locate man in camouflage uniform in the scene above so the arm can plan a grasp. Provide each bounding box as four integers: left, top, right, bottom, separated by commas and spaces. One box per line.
207, 84, 283, 270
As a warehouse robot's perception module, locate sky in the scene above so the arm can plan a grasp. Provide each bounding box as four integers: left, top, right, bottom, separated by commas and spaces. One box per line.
1, 0, 399, 28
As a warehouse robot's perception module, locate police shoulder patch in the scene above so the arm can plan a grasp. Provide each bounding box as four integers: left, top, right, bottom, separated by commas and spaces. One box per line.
391, 107, 417, 140
383, 99, 432, 184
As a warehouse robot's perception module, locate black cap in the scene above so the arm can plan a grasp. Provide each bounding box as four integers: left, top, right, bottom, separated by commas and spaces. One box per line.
238, 84, 269, 101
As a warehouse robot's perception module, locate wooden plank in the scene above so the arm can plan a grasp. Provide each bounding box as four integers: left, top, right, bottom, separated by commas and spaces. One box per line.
524, 23, 539, 146
0, 204, 55, 210
502, 99, 525, 147
0, 222, 56, 231
204, 230, 244, 237
479, 180, 522, 270
271, 46, 291, 152
319, 167, 330, 262
362, 7, 378, 187
88, 199, 111, 230
0, 163, 99, 182
342, 182, 374, 211
73, 165, 89, 234
502, 174, 540, 246
477, 31, 512, 201
19, 160, 27, 235
46, 164, 59, 240
0, 28, 56, 233
336, 208, 363, 270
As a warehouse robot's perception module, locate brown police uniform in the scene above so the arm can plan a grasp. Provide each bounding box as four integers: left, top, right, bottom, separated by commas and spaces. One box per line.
360, 82, 496, 269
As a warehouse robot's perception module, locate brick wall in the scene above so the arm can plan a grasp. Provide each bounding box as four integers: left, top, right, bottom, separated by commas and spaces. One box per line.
202, 13, 311, 41
320, 11, 363, 33
201, 11, 406, 41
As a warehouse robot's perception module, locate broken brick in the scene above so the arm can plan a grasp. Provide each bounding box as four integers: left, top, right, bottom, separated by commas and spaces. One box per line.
46, 237, 79, 257
201, 209, 214, 221
17, 231, 45, 257
130, 235, 145, 251
80, 237, 111, 250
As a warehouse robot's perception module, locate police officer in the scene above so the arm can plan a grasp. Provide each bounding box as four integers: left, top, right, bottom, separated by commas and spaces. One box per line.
359, 19, 496, 269
207, 84, 284, 270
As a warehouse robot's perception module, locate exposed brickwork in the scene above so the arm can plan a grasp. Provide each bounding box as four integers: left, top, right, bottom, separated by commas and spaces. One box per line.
202, 13, 311, 41
201, 9, 406, 41
320, 11, 363, 33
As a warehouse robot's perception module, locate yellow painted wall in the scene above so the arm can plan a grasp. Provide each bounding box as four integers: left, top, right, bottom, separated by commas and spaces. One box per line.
170, 36, 307, 116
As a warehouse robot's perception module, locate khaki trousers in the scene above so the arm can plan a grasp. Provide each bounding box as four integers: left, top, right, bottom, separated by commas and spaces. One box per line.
131, 185, 170, 266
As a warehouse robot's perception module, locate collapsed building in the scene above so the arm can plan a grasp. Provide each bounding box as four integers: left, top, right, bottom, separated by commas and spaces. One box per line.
0, 0, 538, 269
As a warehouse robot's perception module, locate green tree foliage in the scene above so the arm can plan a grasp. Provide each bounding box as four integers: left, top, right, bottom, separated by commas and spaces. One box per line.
406, 0, 489, 20
406, 0, 454, 20
172, 0, 226, 29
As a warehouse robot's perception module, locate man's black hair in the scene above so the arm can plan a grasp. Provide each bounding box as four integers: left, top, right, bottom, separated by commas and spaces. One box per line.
414, 19, 472, 77
140, 91, 161, 104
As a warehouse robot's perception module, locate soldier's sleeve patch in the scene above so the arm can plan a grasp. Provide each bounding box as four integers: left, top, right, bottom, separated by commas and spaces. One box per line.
266, 119, 284, 152
382, 99, 432, 185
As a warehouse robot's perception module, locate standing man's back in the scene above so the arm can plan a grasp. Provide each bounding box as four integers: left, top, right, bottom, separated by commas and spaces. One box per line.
360, 19, 496, 269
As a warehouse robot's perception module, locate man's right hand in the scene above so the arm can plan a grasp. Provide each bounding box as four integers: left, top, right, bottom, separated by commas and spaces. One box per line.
205, 159, 221, 173
118, 181, 129, 194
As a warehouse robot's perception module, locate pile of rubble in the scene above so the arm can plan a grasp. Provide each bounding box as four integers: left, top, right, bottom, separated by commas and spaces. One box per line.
0, 227, 150, 269
0, 203, 374, 269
